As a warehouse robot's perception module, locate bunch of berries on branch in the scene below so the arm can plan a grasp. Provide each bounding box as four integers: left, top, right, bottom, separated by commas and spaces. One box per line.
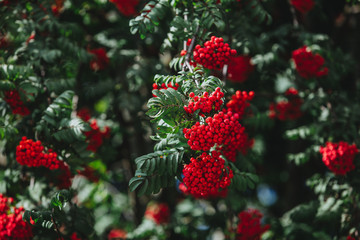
226, 90, 254, 119
290, 0, 314, 14
77, 108, 111, 152
183, 109, 250, 162
227, 55, 254, 83
16, 137, 72, 188
269, 87, 303, 121
235, 208, 270, 240
88, 48, 109, 71
0, 194, 33, 239
292, 46, 328, 79
319, 141, 358, 175
109, 0, 139, 17
184, 87, 224, 115
85, 120, 111, 152
193, 36, 237, 70
17, 137, 62, 169
144, 202, 170, 225
4, 90, 30, 116
182, 151, 233, 198
152, 82, 180, 97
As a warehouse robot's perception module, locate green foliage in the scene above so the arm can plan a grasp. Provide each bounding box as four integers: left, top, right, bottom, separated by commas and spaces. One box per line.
147, 88, 187, 126
231, 169, 260, 191
129, 148, 184, 195
129, 0, 170, 39
241, 0, 272, 25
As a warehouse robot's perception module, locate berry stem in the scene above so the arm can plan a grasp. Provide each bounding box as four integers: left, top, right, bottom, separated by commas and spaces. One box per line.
183, 25, 200, 74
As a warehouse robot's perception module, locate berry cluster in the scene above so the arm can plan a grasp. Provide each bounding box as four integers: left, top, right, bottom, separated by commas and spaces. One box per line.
0, 194, 33, 239
51, 0, 65, 16
77, 166, 100, 183
236, 209, 270, 240
193, 36, 237, 70
227, 55, 254, 83
56, 162, 72, 189
184, 87, 224, 115
292, 46, 328, 79
16, 137, 73, 189
77, 108, 111, 152
183, 109, 249, 161
319, 141, 358, 175
269, 88, 303, 121
70, 232, 82, 240
290, 0, 314, 14
0, 34, 9, 49
85, 120, 111, 152
77, 107, 91, 122
108, 229, 127, 240
182, 151, 233, 198
88, 48, 109, 71
109, 0, 139, 17
152, 82, 180, 97
226, 90, 254, 119
4, 90, 30, 116
144, 202, 170, 225
16, 137, 62, 169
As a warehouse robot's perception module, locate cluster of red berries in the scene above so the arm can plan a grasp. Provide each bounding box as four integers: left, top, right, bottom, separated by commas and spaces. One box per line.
269, 88, 303, 121
319, 141, 358, 175
16, 137, 63, 169
51, 0, 65, 16
182, 151, 233, 198
77, 166, 100, 183
144, 202, 170, 225
0, 194, 33, 239
88, 48, 110, 71
184, 87, 224, 115
0, 34, 9, 49
77, 107, 91, 122
109, 0, 139, 16
290, 0, 314, 14
226, 90, 254, 119
236, 209, 270, 240
16, 137, 73, 189
193, 36, 237, 70
183, 109, 249, 161
227, 56, 254, 83
292, 46, 328, 79
108, 229, 127, 240
4, 90, 30, 116
152, 82, 180, 97
56, 161, 72, 189
85, 120, 111, 152
77, 108, 111, 153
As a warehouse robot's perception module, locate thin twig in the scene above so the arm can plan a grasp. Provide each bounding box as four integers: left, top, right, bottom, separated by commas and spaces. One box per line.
52, 208, 62, 239
222, 64, 228, 85
289, 3, 299, 28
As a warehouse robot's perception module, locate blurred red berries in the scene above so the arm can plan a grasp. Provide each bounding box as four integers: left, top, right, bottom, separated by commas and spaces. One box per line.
4, 90, 30, 116
227, 55, 254, 83
290, 0, 314, 14
236, 209, 270, 240
144, 202, 170, 225
88, 48, 109, 71
110, 0, 139, 17
320, 141, 358, 175
292, 46, 328, 79
0, 194, 33, 239
269, 88, 303, 121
